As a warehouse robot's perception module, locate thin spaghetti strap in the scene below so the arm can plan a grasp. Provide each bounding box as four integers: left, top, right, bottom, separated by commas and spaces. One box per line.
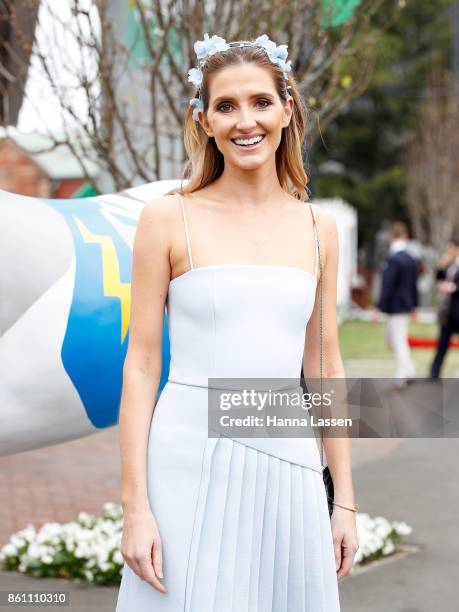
308, 202, 319, 278
177, 192, 194, 270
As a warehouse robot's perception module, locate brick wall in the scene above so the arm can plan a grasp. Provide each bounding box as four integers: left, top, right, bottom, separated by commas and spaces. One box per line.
0, 140, 50, 197
0, 140, 85, 198
54, 178, 86, 199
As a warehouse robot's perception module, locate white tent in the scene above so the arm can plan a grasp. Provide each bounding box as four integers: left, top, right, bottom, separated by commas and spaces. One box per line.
313, 197, 358, 320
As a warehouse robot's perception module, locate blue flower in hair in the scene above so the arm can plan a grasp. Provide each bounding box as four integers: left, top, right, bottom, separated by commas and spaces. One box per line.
254, 34, 277, 55
254, 35, 292, 78
194, 33, 230, 61
189, 97, 204, 120
187, 67, 203, 88
277, 58, 293, 77
271, 44, 289, 63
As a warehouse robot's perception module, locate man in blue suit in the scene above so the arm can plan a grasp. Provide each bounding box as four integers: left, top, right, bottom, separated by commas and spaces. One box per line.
376, 222, 418, 387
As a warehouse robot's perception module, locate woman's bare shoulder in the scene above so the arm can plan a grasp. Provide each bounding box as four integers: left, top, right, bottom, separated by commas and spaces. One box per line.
139, 193, 181, 225
310, 202, 337, 233
133, 194, 182, 260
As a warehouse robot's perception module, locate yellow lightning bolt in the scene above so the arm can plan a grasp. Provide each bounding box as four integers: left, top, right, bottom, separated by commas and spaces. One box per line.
74, 216, 131, 343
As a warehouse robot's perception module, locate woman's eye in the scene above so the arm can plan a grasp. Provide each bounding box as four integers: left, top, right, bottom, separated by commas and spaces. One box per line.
217, 99, 272, 112
218, 102, 232, 112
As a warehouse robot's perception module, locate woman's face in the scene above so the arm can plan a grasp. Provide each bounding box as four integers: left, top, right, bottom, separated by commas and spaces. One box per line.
199, 63, 293, 170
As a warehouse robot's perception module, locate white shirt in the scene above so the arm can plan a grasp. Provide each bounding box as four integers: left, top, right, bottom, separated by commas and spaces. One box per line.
389, 239, 408, 254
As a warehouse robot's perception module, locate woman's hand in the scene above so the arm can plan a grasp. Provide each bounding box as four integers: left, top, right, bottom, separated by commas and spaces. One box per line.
438, 280, 456, 295
120, 508, 167, 593
438, 249, 456, 268
331, 506, 359, 581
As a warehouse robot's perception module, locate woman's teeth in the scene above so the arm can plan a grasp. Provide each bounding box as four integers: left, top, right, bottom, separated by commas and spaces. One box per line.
232, 135, 265, 147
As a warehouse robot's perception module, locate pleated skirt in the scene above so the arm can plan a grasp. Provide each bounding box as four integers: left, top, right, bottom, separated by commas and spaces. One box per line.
115, 381, 341, 612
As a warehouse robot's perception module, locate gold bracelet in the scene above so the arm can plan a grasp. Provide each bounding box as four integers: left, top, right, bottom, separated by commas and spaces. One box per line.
332, 501, 359, 513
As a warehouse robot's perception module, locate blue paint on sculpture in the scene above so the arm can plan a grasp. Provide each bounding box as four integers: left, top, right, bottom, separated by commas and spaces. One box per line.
44, 197, 171, 428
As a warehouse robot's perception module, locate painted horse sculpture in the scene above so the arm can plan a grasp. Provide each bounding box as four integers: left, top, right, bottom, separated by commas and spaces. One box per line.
0, 180, 179, 456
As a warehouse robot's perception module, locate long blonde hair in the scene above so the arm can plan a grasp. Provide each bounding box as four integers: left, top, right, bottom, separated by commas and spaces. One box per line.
165, 42, 310, 201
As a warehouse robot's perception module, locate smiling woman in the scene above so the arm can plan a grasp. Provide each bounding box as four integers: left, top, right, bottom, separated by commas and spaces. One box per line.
116, 32, 357, 612
175, 35, 309, 201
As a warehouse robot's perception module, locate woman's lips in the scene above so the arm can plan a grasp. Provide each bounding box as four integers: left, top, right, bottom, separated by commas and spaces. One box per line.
231, 135, 266, 150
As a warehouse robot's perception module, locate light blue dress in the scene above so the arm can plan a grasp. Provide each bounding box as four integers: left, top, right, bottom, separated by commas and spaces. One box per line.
115, 193, 341, 611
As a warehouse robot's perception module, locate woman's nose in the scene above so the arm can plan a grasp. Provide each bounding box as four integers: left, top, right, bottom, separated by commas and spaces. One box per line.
236, 108, 257, 128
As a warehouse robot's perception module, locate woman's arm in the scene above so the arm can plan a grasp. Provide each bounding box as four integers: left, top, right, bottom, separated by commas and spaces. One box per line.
303, 205, 358, 580
118, 196, 173, 591
303, 206, 353, 500
119, 198, 171, 511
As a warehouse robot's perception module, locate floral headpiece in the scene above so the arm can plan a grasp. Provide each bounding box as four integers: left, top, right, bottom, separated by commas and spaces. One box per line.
187, 33, 293, 121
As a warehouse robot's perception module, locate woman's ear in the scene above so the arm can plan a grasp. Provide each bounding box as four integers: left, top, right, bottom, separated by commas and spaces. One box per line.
198, 112, 213, 138
281, 95, 294, 128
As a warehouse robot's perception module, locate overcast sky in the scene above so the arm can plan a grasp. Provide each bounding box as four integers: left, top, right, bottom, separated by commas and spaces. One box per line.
18, 0, 95, 134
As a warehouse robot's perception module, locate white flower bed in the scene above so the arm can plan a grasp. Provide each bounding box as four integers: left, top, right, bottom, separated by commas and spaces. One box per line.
352, 513, 413, 569
0, 503, 123, 585
0, 504, 412, 585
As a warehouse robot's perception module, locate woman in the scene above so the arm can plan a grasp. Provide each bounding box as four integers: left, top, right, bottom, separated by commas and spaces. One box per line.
116, 33, 358, 612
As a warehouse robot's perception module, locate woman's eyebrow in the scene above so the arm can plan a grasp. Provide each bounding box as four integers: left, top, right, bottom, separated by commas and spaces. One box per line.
212, 92, 275, 104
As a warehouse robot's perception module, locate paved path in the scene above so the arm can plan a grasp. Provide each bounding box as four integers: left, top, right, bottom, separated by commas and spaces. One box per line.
0, 428, 121, 547
339, 437, 459, 611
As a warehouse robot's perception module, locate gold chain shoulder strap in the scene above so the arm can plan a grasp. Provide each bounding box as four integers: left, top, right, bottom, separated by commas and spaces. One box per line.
307, 202, 325, 469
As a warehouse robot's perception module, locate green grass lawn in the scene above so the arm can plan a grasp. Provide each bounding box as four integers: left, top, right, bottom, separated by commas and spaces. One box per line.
339, 320, 459, 376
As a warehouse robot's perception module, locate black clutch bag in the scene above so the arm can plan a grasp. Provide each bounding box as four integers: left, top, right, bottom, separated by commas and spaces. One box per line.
309, 203, 335, 517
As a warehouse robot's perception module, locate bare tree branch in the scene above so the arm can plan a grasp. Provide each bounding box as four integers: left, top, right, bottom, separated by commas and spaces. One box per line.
404, 58, 459, 252
1, 0, 401, 191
